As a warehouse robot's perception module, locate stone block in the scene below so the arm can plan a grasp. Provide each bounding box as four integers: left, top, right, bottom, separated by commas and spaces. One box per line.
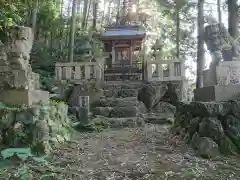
194, 84, 240, 101
31, 90, 49, 105
0, 89, 49, 106
203, 69, 217, 87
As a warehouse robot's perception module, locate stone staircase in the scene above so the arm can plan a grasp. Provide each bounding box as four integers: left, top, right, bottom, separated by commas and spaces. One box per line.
91, 81, 175, 127
102, 81, 142, 98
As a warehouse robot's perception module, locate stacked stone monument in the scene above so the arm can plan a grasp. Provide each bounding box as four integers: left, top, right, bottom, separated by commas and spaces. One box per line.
0, 26, 49, 106
194, 23, 240, 101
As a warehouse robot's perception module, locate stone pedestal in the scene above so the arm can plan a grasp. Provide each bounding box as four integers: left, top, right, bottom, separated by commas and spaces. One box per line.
194, 61, 240, 101
0, 89, 49, 106
194, 84, 240, 101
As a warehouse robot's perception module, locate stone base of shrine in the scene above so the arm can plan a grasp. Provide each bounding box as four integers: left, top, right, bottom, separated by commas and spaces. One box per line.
0, 89, 49, 106
194, 84, 240, 102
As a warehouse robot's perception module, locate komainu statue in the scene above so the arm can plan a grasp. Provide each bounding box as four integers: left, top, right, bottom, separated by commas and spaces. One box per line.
0, 26, 39, 89
204, 21, 240, 69
0, 26, 48, 106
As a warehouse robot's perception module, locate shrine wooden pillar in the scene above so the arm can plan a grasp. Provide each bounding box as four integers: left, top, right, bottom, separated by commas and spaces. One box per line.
130, 40, 133, 65
112, 41, 115, 64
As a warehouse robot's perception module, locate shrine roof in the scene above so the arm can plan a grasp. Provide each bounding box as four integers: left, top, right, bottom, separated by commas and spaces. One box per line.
99, 24, 146, 40
102, 29, 145, 37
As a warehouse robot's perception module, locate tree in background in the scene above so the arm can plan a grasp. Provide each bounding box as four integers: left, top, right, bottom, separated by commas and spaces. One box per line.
196, 0, 204, 88
217, 0, 222, 23
2, 0, 240, 89
228, 0, 238, 39
30, 0, 39, 34
68, 0, 77, 62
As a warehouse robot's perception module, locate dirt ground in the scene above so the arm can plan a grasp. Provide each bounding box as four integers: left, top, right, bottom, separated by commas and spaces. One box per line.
33, 124, 240, 179
2, 124, 240, 180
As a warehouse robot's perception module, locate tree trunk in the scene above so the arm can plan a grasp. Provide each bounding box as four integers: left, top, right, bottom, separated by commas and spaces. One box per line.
116, 0, 121, 24
60, 0, 65, 15
50, 31, 54, 49
217, 0, 222, 23
176, 6, 180, 58
196, 0, 205, 88
68, 0, 77, 62
30, 0, 39, 35
82, 0, 88, 29
65, 0, 72, 49
100, 0, 107, 27
228, 0, 238, 39
77, 0, 81, 13
92, 0, 98, 30
59, 0, 65, 59
85, 0, 93, 29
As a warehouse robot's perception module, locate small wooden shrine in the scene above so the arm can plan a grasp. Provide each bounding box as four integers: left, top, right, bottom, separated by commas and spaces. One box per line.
99, 24, 146, 81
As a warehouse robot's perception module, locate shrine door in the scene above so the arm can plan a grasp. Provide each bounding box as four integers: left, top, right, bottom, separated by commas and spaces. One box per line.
115, 47, 130, 65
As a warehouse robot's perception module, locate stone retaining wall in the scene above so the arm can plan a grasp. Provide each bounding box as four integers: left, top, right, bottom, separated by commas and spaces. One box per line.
0, 101, 72, 154
173, 101, 240, 158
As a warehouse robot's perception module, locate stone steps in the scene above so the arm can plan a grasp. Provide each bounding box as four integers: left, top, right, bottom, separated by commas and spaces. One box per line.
92, 97, 138, 107
102, 82, 143, 98
143, 113, 174, 125
103, 88, 138, 98
94, 82, 175, 126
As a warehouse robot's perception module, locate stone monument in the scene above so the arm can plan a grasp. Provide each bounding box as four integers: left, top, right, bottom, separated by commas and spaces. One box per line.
0, 26, 49, 106
78, 96, 90, 125
194, 23, 240, 101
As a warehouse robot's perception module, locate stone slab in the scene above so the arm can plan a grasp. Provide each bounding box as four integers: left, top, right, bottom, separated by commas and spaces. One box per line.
194, 84, 240, 101
203, 61, 240, 87
0, 89, 49, 106
216, 61, 240, 85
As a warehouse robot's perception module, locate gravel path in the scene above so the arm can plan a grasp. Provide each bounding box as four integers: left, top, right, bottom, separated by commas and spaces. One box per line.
2, 124, 240, 179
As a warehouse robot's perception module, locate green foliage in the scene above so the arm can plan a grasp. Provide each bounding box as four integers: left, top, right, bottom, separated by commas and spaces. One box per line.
0, 148, 51, 179
37, 0, 62, 32
30, 40, 58, 90
0, 0, 31, 29
1, 148, 49, 165
74, 31, 104, 61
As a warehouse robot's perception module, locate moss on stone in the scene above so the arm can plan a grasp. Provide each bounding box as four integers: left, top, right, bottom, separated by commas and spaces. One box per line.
173, 101, 240, 157
219, 136, 238, 155
0, 100, 73, 155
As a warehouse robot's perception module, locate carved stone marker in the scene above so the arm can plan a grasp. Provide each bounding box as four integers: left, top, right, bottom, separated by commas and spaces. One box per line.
0, 26, 49, 106
78, 96, 89, 125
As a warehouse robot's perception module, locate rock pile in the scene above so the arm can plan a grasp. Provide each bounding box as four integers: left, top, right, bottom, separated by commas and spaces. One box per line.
137, 83, 180, 112
137, 83, 167, 110
0, 101, 72, 155
173, 101, 240, 158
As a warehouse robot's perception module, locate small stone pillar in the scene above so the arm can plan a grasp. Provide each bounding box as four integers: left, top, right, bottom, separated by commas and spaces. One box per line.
78, 96, 90, 125
157, 64, 163, 80
147, 63, 152, 81
85, 65, 91, 79
74, 66, 81, 80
